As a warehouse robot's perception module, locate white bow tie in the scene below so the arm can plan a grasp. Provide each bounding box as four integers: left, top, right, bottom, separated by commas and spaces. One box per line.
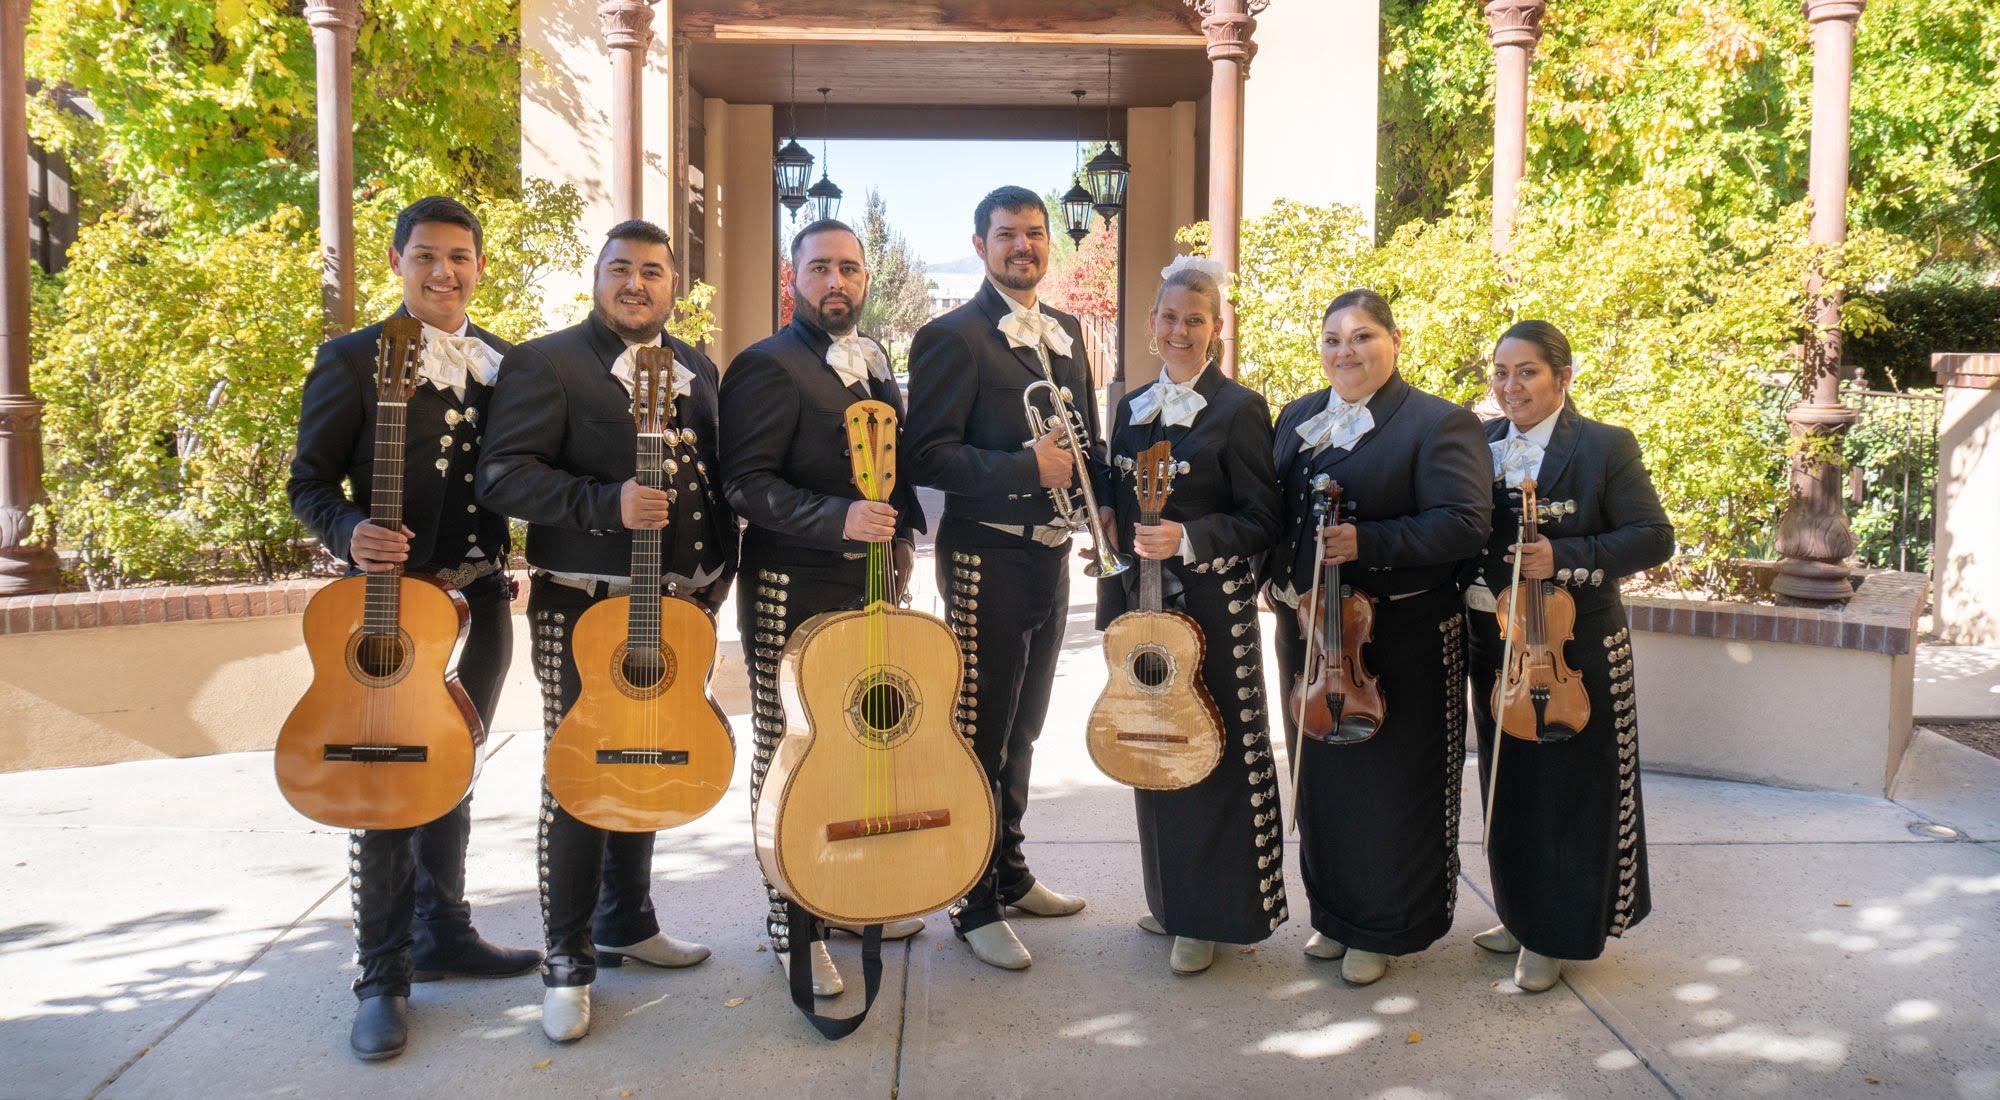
997, 308, 1075, 360
1296, 397, 1375, 455
418, 330, 502, 398
1491, 434, 1544, 488
825, 335, 891, 390
1130, 377, 1207, 429
610, 344, 695, 400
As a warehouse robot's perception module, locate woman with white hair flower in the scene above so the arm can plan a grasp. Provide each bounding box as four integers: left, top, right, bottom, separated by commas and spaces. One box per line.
1095, 255, 1285, 975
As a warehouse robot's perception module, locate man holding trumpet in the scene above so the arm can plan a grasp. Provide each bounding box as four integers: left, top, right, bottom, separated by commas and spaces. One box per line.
905, 186, 1114, 971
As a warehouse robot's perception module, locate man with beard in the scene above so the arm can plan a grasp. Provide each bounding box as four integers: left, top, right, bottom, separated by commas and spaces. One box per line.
288, 195, 541, 1061
720, 220, 927, 1006
903, 186, 1107, 970
476, 219, 736, 1043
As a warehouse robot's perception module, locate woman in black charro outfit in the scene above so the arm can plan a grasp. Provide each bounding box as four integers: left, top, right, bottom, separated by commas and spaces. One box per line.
1096, 257, 1285, 975
1267, 289, 1492, 987
1464, 319, 1674, 992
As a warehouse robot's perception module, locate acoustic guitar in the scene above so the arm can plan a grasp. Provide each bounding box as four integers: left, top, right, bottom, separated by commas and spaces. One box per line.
276, 316, 483, 830
754, 399, 997, 927
1085, 440, 1225, 790
544, 346, 734, 832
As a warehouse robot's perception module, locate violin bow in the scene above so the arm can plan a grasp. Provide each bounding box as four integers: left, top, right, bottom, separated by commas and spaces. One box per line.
1287, 479, 1331, 836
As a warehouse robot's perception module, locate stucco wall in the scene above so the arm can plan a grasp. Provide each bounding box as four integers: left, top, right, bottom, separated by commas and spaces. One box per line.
1935, 382, 2000, 644
1242, 0, 1380, 232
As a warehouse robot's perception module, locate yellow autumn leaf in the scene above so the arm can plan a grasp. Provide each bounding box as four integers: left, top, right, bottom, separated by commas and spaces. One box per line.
724, 997, 746, 1008
1835, 900, 1852, 908
531, 1059, 552, 1070
1406, 1031, 1422, 1044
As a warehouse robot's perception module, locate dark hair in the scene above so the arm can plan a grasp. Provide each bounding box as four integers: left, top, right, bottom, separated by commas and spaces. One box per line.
601, 218, 676, 264
1495, 319, 1574, 373
973, 186, 1049, 238
1322, 288, 1397, 332
790, 218, 860, 262
393, 195, 483, 255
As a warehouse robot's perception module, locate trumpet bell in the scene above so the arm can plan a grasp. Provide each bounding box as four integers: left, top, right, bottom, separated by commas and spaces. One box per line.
1084, 552, 1134, 580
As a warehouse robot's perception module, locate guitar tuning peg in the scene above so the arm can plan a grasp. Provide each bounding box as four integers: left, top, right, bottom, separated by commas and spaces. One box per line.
1174, 461, 1191, 475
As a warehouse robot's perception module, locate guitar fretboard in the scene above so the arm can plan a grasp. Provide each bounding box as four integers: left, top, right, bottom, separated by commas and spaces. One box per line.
628, 431, 666, 648
362, 399, 408, 638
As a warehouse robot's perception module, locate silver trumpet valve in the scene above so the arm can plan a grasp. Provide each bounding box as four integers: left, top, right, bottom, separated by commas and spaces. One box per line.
1021, 378, 1131, 579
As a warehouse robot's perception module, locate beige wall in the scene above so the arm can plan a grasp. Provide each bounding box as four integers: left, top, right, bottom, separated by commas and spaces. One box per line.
1243, 0, 1379, 232
521, 0, 679, 323
0, 617, 550, 774
1934, 383, 2000, 644
710, 102, 776, 371
1121, 102, 1202, 393
1632, 631, 1915, 794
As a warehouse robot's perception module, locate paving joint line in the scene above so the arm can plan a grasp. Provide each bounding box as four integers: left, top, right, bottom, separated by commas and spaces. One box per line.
84, 873, 346, 1100
890, 936, 913, 1099
1457, 871, 1682, 1099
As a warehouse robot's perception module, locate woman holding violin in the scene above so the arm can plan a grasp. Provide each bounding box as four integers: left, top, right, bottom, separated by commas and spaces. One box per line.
1268, 290, 1491, 986
1464, 320, 1674, 992
1096, 256, 1285, 976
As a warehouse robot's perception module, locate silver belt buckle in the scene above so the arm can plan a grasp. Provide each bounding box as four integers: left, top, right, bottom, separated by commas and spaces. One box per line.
1030, 523, 1072, 548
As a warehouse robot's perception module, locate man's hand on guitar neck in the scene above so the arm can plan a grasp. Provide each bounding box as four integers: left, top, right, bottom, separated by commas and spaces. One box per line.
621, 478, 672, 530
350, 521, 414, 573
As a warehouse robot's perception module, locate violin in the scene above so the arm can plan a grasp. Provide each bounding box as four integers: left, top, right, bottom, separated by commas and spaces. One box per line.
1490, 477, 1589, 742
1288, 476, 1384, 744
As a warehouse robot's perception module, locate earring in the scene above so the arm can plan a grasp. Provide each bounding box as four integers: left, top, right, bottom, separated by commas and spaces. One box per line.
1148, 334, 1162, 358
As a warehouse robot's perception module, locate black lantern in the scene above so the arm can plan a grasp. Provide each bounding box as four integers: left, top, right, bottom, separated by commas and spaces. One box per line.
775, 48, 813, 214
1086, 52, 1128, 222
806, 87, 842, 221
1061, 90, 1092, 244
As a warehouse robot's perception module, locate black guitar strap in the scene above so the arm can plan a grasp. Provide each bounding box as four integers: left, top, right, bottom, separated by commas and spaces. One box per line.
785, 901, 884, 1041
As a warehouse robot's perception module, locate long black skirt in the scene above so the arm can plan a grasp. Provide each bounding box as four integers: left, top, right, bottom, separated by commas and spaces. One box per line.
1133, 560, 1287, 944
1273, 586, 1467, 956
1468, 599, 1650, 960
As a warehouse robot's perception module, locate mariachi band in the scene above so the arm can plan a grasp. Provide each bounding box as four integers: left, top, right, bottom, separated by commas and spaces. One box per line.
285, 188, 1672, 1060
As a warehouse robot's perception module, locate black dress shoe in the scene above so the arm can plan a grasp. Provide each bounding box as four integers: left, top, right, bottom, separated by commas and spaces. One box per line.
350, 995, 408, 1061
411, 936, 542, 982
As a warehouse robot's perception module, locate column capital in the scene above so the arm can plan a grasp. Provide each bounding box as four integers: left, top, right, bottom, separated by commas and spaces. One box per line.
598, 0, 656, 52
1803, 0, 1865, 26
1484, 0, 1547, 50
301, 0, 360, 35
1193, 9, 1258, 65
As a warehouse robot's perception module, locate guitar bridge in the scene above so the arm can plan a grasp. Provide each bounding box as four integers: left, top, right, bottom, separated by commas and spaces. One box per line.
322, 744, 428, 763
596, 750, 691, 765
826, 809, 951, 842
1115, 733, 1191, 745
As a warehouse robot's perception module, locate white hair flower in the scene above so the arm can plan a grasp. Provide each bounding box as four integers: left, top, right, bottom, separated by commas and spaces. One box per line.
1160, 254, 1229, 284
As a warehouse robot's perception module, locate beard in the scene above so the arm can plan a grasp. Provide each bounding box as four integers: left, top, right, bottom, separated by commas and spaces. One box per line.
797, 289, 865, 336
988, 251, 1044, 291
594, 296, 670, 345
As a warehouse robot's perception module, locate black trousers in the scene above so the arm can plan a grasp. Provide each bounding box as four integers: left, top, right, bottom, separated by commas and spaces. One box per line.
352, 571, 512, 1001
528, 578, 664, 988
936, 518, 1071, 935
740, 553, 869, 950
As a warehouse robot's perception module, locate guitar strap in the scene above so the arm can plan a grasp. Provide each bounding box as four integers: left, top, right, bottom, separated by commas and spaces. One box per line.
785, 901, 884, 1041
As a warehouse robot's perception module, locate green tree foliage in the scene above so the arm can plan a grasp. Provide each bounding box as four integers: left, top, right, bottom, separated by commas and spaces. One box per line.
1378, 0, 2000, 260
855, 189, 933, 350
1186, 190, 1917, 586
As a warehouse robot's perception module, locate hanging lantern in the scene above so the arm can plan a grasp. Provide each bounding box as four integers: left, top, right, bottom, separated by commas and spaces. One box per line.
775, 139, 814, 215
1061, 181, 1094, 244
807, 87, 841, 221
1086, 52, 1128, 222
1085, 143, 1130, 222
774, 47, 813, 214
1061, 90, 1092, 243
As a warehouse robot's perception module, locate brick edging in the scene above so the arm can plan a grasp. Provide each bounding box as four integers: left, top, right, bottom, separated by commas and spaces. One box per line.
1934, 352, 2000, 390
1627, 570, 1929, 656
0, 571, 531, 636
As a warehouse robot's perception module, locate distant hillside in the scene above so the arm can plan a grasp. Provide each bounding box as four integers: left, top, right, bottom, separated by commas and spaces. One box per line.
927, 255, 984, 274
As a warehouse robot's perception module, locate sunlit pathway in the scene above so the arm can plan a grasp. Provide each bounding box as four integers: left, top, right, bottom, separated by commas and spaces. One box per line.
4, 542, 1998, 1099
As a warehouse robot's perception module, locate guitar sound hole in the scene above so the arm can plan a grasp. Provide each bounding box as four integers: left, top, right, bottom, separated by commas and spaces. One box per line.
1130, 647, 1172, 689
858, 681, 908, 736
622, 648, 668, 689
348, 630, 412, 685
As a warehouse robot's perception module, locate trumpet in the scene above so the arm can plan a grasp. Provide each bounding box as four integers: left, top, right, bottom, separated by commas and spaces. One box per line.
1021, 378, 1131, 578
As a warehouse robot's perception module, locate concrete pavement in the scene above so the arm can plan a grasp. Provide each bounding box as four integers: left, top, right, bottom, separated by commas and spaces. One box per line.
4, 550, 1999, 1099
